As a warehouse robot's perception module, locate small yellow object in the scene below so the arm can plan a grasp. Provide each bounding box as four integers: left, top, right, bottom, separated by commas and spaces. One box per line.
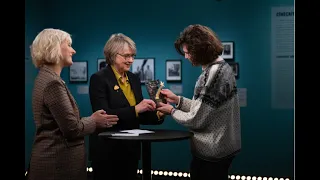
155, 81, 165, 100
114, 85, 119, 91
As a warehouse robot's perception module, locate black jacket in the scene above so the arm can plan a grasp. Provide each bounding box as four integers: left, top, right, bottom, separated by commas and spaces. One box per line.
88, 64, 164, 161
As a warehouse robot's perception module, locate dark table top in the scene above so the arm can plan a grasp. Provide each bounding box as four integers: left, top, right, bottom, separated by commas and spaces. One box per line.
98, 129, 193, 142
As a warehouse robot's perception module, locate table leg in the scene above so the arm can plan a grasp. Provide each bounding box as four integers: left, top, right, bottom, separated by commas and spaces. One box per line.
141, 141, 151, 180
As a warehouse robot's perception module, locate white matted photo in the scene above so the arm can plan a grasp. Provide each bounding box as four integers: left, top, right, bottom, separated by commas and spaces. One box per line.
97, 58, 106, 71
166, 59, 182, 82
69, 61, 88, 83
221, 41, 234, 60
131, 58, 155, 84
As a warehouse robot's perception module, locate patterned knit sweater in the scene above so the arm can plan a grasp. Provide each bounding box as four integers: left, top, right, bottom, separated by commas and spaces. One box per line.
172, 59, 241, 162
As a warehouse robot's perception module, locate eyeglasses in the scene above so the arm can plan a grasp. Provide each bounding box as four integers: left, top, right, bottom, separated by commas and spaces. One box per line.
117, 53, 136, 60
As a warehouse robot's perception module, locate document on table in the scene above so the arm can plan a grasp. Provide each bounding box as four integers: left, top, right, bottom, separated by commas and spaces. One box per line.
110, 129, 154, 136
111, 133, 139, 137
120, 129, 155, 134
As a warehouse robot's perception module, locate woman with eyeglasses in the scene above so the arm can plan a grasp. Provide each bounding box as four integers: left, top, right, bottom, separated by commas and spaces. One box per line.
88, 33, 166, 180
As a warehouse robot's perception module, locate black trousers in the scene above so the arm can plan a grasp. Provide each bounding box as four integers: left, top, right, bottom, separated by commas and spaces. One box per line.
91, 157, 139, 180
190, 156, 234, 180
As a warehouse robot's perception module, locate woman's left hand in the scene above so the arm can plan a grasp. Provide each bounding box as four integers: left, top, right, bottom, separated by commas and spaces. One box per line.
156, 102, 174, 115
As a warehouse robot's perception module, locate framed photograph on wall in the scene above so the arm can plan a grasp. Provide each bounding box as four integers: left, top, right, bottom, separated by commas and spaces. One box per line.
69, 61, 88, 83
228, 62, 239, 79
131, 58, 155, 84
221, 41, 234, 60
166, 59, 182, 82
97, 58, 106, 71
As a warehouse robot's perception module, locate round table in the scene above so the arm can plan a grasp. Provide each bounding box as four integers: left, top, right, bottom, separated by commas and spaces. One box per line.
99, 129, 193, 180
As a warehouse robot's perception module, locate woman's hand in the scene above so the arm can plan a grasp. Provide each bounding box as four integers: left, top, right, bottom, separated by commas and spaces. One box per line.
91, 110, 119, 128
135, 99, 156, 113
156, 102, 174, 115
161, 89, 179, 104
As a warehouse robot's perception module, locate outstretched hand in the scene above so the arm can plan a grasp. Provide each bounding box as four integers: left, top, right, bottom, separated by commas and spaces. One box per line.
91, 110, 119, 128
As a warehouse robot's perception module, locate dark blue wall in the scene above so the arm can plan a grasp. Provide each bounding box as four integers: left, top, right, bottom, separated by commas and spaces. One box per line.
25, 0, 294, 178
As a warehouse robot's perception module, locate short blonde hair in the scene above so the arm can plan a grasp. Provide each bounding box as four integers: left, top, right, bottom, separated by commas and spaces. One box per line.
103, 33, 136, 65
30, 28, 72, 68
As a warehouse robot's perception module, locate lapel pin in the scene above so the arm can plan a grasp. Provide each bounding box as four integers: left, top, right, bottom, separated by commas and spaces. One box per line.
114, 85, 120, 91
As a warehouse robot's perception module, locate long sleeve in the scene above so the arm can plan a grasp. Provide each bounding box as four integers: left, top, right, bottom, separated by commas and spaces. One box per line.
172, 61, 241, 160
80, 117, 97, 133
172, 63, 220, 130
172, 97, 214, 130
43, 80, 96, 139
89, 73, 138, 130
176, 96, 193, 112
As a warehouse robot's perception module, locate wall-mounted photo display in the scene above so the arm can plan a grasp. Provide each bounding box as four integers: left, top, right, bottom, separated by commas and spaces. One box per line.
166, 59, 182, 82
131, 58, 155, 84
221, 41, 234, 60
97, 58, 106, 71
69, 61, 88, 83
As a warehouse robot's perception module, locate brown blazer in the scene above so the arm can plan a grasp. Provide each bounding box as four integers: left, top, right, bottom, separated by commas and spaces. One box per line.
28, 65, 96, 180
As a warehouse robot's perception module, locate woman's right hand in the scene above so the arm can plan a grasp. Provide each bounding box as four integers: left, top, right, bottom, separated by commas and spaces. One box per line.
135, 99, 156, 113
160, 89, 179, 104
91, 109, 119, 128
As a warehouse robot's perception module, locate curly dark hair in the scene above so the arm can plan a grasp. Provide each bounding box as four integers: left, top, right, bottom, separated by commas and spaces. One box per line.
174, 24, 223, 66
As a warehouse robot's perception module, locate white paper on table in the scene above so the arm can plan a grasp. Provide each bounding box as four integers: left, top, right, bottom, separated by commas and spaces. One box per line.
111, 133, 139, 136
120, 129, 155, 134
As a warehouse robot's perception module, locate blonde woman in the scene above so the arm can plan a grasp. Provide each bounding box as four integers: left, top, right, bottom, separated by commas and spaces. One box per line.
27, 28, 119, 180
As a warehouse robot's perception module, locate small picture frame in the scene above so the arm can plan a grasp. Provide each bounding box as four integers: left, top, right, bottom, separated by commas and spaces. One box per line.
166, 59, 182, 82
97, 58, 106, 71
221, 41, 234, 60
69, 61, 88, 83
228, 62, 239, 79
131, 58, 155, 84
